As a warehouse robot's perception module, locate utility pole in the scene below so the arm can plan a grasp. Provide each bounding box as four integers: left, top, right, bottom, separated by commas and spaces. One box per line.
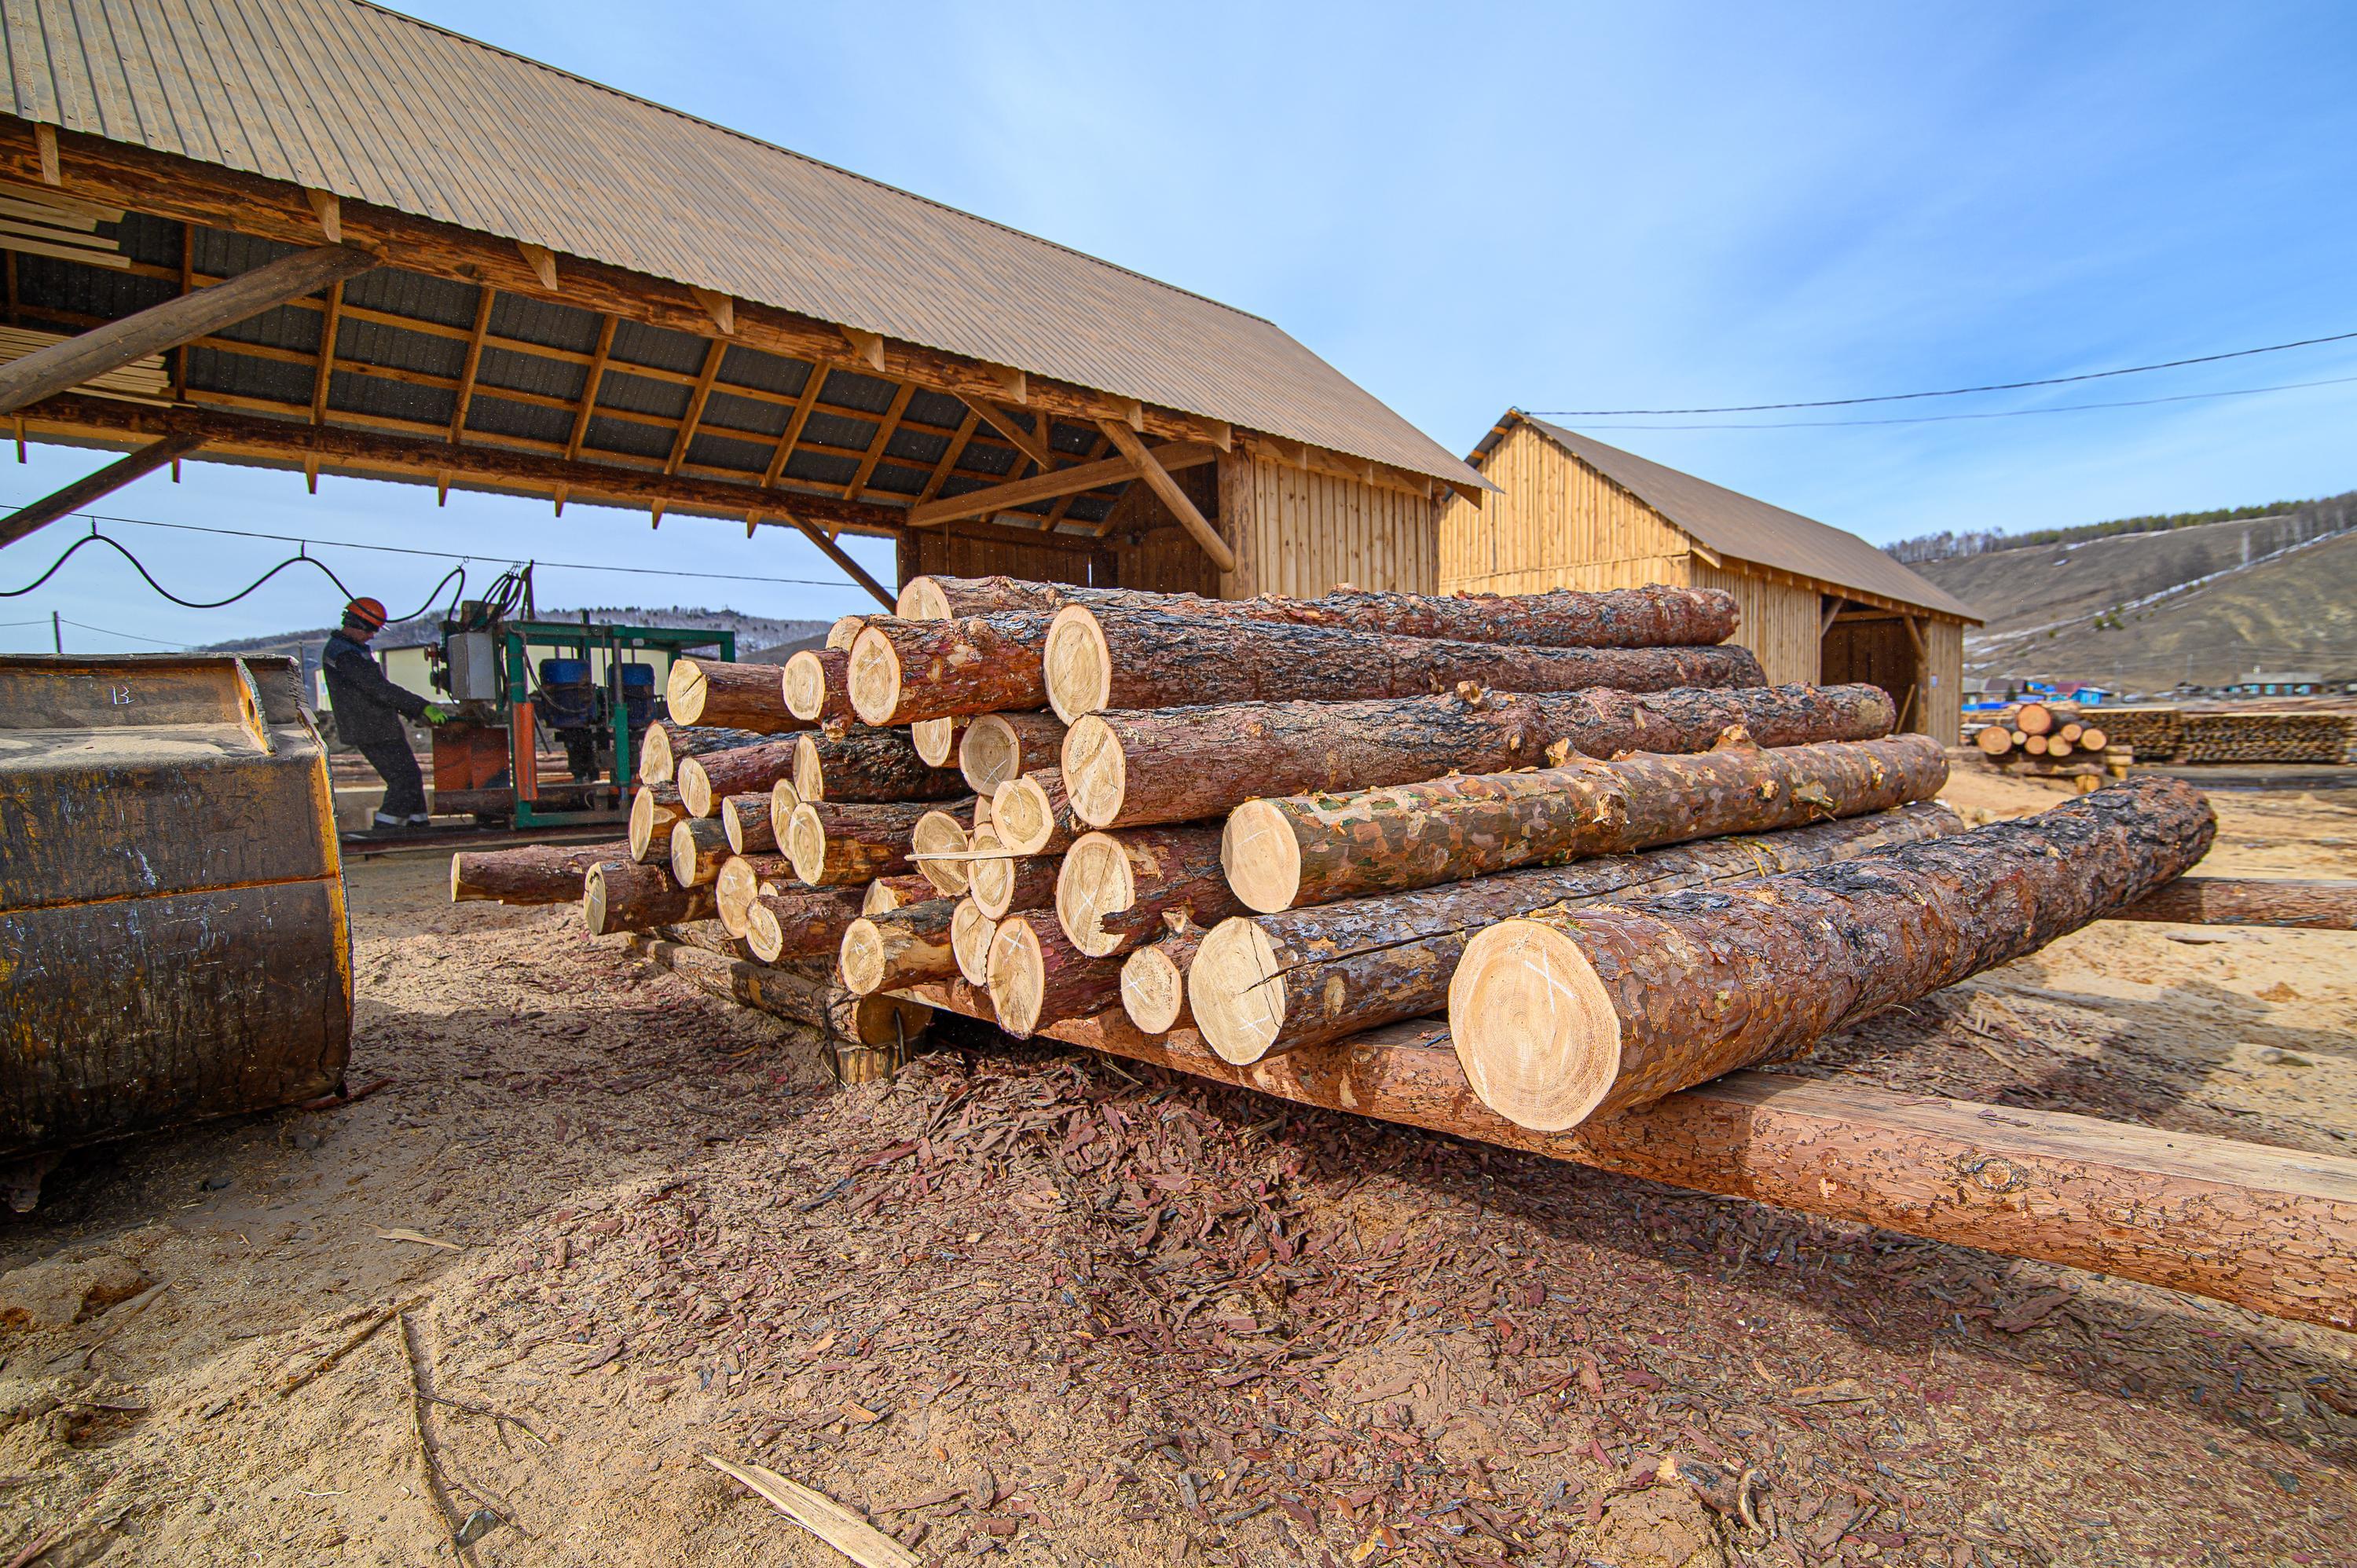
50, 609, 60, 653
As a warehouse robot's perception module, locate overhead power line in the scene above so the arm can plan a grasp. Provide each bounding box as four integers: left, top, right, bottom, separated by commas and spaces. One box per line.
1528, 328, 2357, 416
1574, 372, 2357, 430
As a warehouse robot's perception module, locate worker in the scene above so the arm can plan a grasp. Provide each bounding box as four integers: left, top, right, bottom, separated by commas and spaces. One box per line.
322, 596, 451, 830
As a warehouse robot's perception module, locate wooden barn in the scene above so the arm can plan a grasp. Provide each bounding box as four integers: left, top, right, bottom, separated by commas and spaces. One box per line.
0, 0, 1482, 608
1441, 412, 1980, 743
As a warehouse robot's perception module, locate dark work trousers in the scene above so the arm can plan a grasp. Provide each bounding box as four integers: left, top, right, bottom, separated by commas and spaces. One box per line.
354, 731, 428, 819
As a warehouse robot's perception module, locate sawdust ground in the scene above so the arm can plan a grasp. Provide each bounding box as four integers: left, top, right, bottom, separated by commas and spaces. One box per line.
1, 770, 2352, 1566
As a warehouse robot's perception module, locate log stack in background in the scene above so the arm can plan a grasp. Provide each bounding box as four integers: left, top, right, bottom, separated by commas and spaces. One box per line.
1971, 702, 2357, 768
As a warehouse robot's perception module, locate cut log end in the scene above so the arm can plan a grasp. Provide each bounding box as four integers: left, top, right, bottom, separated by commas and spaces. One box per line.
911, 716, 962, 768
665, 659, 711, 725
896, 577, 952, 621
846, 627, 904, 726
984, 918, 1048, 1038
1057, 831, 1135, 958
863, 874, 933, 914
1121, 944, 1188, 1035
766, 779, 799, 850
448, 853, 473, 902
1061, 714, 1124, 827
913, 810, 971, 896
1221, 799, 1303, 914
783, 651, 830, 722
745, 899, 783, 962
1043, 606, 1112, 723
993, 773, 1058, 855
791, 733, 823, 801
677, 758, 715, 819
959, 713, 1025, 795
1446, 918, 1626, 1132
1974, 726, 2014, 757
1189, 918, 1291, 1063
785, 803, 827, 885
639, 725, 675, 783
583, 867, 612, 934
951, 897, 997, 985
826, 614, 867, 650
839, 918, 889, 995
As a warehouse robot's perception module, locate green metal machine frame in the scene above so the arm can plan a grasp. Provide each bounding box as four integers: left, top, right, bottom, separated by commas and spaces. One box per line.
501, 617, 735, 829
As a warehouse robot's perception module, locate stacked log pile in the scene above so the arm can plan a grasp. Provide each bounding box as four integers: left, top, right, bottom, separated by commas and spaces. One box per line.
1973, 702, 2357, 766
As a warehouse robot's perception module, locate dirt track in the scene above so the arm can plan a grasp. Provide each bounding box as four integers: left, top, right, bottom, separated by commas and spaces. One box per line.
2, 771, 2352, 1566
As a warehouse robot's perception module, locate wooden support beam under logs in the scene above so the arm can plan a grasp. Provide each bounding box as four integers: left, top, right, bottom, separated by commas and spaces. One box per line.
906, 440, 1219, 529
1094, 417, 1238, 573
0, 242, 379, 417
0, 431, 203, 548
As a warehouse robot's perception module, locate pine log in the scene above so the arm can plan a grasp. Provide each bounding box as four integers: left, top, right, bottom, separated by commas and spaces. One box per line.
1192, 804, 1963, 1064
847, 612, 1056, 725
767, 779, 801, 853
792, 727, 966, 803
584, 858, 717, 935
665, 658, 809, 733
744, 885, 870, 964
715, 852, 797, 937
972, 791, 993, 833
1042, 605, 1765, 721
993, 769, 1083, 855
782, 648, 856, 724
669, 817, 733, 887
2015, 702, 2079, 738
2079, 726, 2110, 752
959, 711, 1069, 797
786, 799, 950, 885
1120, 916, 1207, 1036
1061, 682, 1897, 831
1449, 776, 2216, 1130
911, 810, 972, 896
826, 614, 867, 650
450, 841, 625, 905
986, 914, 1126, 1039
679, 738, 801, 818
2023, 733, 2050, 757
629, 783, 686, 862
910, 715, 970, 768
638, 721, 765, 786
863, 874, 939, 914
968, 823, 1062, 920
897, 573, 1076, 621
2110, 876, 2357, 929
629, 931, 929, 1048
1974, 724, 2014, 757
951, 897, 998, 985
840, 897, 962, 994
720, 793, 776, 855
2058, 722, 2084, 743
1224, 733, 1949, 913
1056, 826, 1240, 958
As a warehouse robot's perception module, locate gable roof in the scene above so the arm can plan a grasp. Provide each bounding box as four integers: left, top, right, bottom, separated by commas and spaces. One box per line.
0, 0, 1479, 490
1483, 416, 1978, 621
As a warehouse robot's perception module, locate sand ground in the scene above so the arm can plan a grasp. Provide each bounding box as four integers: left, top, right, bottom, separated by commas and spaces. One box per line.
2, 767, 2352, 1566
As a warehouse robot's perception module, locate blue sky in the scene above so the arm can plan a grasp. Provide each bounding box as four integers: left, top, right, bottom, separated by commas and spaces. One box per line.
4, 1, 2352, 653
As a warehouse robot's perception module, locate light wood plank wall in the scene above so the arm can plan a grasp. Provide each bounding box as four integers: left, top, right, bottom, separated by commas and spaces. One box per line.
1440, 421, 1690, 595
1221, 452, 1439, 599
1688, 562, 1822, 688
1919, 616, 1963, 746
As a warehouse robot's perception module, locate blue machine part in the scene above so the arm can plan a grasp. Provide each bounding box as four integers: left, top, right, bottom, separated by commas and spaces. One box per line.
619, 662, 657, 728
534, 657, 599, 730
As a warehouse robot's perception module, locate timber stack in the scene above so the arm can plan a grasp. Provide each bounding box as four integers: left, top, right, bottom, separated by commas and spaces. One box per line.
1973, 702, 2357, 766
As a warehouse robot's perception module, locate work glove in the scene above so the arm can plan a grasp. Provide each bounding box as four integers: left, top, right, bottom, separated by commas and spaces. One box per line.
422, 703, 454, 725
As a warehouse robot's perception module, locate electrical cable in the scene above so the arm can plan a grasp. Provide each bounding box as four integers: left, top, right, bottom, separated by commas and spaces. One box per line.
57, 617, 189, 648
1528, 327, 2357, 416
0, 528, 468, 624
1567, 372, 2357, 431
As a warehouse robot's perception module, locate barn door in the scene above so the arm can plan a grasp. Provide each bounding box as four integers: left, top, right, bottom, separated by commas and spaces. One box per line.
1822, 614, 1923, 732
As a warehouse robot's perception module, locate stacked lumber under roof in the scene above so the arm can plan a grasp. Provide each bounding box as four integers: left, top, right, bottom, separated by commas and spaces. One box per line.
449, 575, 2357, 1328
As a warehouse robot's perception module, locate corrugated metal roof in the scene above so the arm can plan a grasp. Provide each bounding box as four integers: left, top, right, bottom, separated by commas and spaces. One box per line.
1502, 416, 1979, 621
0, 0, 1479, 489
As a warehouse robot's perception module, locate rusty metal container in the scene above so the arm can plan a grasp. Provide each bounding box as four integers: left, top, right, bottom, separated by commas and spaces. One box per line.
0, 654, 352, 1200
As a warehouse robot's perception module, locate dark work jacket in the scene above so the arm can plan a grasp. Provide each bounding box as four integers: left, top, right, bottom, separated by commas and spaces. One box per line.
321, 631, 427, 746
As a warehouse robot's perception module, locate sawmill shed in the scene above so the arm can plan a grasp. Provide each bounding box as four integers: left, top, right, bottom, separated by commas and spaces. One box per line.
0, 0, 1483, 609
1441, 412, 1980, 743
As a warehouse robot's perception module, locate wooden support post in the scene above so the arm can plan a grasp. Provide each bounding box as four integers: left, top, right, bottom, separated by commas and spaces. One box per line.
781, 513, 896, 610
0, 244, 379, 417
1095, 419, 1237, 573
0, 433, 203, 548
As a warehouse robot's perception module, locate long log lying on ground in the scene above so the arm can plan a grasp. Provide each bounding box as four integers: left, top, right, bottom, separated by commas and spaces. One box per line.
715, 852, 797, 937
786, 799, 953, 885
1191, 804, 1963, 1063
638, 721, 765, 785
1042, 606, 1765, 721
783, 649, 856, 724
848, 613, 1056, 725
584, 858, 717, 935
1449, 777, 2215, 1131
992, 769, 1083, 855
665, 658, 808, 733
900, 574, 1742, 649
450, 841, 625, 905
911, 810, 972, 896
2109, 876, 2357, 929
1225, 734, 1948, 912
986, 914, 1126, 1039
1062, 682, 1897, 830
628, 930, 929, 1048
841, 897, 962, 994
680, 738, 801, 818
793, 727, 966, 804
629, 783, 686, 862
745, 885, 871, 964
960, 711, 1069, 797
910, 716, 969, 769
968, 823, 1061, 919
722, 793, 777, 855
1121, 915, 1208, 1035
1057, 826, 1241, 958
669, 818, 733, 887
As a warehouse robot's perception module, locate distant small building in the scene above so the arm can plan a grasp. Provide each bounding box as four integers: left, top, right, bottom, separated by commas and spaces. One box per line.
2223, 672, 2325, 697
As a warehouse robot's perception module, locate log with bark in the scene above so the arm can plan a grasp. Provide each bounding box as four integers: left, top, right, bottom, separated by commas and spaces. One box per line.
897, 574, 1077, 621
863, 874, 939, 914
1120, 914, 1208, 1036
583, 858, 717, 935
669, 817, 733, 888
744, 885, 871, 964
665, 658, 809, 733
720, 792, 777, 855
959, 711, 1069, 797
1224, 733, 1949, 912
1190, 804, 1963, 1064
1974, 724, 2014, 757
951, 896, 998, 985
1447, 776, 2215, 1130
766, 779, 800, 855
679, 737, 801, 818
827, 614, 867, 650
450, 841, 625, 905
847, 612, 1057, 725
1061, 682, 1897, 830
792, 727, 966, 803
986, 914, 1127, 1039
715, 852, 797, 937
629, 929, 929, 1048
2109, 876, 2357, 929
840, 896, 962, 995
992, 769, 1083, 855
786, 799, 955, 886
1041, 605, 1765, 721
629, 782, 686, 862
967, 823, 1062, 919
783, 649, 856, 724
1056, 826, 1241, 958
638, 720, 764, 786
910, 716, 970, 769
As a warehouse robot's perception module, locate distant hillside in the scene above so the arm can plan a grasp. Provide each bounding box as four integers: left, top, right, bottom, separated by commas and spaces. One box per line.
1918, 520, 2357, 692
1887, 491, 2353, 563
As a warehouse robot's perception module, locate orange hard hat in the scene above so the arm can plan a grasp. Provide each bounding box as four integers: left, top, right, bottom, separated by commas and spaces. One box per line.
344, 596, 388, 632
